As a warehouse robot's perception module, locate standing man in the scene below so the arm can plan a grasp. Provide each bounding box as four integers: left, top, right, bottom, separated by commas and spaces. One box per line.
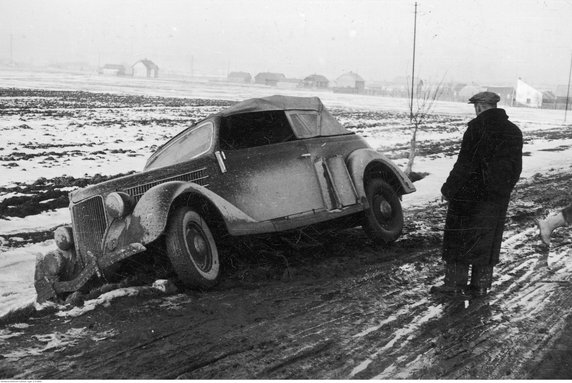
432, 91, 523, 298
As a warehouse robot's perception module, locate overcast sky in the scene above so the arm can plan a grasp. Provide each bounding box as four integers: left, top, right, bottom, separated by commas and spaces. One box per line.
0, 0, 571, 87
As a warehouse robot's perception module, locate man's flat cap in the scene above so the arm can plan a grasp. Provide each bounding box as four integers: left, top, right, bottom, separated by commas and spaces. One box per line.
468, 91, 501, 104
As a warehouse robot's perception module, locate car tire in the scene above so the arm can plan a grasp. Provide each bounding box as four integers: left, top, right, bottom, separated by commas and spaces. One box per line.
362, 178, 404, 244
166, 206, 220, 288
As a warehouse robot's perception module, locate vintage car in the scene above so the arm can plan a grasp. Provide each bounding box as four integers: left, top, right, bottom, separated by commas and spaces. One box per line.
34, 95, 415, 302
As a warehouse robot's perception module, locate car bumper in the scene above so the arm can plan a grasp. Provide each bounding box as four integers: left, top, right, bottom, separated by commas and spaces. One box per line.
35, 242, 146, 303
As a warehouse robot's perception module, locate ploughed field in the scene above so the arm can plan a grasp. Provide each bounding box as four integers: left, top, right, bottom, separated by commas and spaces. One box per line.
1, 88, 572, 379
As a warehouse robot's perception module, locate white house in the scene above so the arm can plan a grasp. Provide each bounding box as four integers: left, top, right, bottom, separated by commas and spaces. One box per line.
99, 64, 126, 76
333, 72, 365, 94
515, 78, 543, 108
132, 59, 159, 78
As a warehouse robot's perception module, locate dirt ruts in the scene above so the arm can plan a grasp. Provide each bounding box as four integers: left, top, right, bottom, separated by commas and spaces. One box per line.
1, 169, 571, 379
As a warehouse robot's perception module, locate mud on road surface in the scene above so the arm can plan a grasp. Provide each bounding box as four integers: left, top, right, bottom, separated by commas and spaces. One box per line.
2, 168, 572, 379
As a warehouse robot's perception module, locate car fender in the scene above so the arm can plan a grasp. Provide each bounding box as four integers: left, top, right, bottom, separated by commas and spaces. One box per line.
346, 148, 416, 198
117, 181, 258, 246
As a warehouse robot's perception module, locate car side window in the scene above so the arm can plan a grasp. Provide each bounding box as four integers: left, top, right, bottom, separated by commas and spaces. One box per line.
287, 112, 319, 138
219, 111, 295, 150
146, 122, 213, 169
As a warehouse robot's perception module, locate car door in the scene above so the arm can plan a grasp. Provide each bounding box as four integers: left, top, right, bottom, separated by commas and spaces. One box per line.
219, 141, 326, 222
215, 110, 326, 222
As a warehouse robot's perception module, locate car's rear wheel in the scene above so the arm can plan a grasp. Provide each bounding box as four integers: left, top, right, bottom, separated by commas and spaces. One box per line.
166, 206, 220, 288
362, 178, 404, 244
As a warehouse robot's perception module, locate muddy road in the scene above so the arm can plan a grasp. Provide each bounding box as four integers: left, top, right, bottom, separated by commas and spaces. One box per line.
2, 88, 572, 379
2, 169, 572, 379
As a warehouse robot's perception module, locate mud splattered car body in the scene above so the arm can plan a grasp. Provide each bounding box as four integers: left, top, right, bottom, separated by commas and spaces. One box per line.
35, 95, 415, 301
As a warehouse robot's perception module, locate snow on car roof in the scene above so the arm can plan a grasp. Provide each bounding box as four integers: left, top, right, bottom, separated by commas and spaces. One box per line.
220, 95, 324, 116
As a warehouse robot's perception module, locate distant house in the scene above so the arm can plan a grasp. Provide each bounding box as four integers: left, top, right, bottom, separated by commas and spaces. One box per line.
132, 59, 159, 78
542, 90, 557, 108
435, 82, 458, 101
254, 72, 286, 86
333, 71, 365, 94
555, 84, 571, 103
50, 61, 91, 72
540, 85, 572, 109
449, 83, 467, 101
515, 79, 542, 108
363, 80, 385, 96
457, 84, 486, 101
277, 78, 301, 89
301, 74, 329, 89
228, 71, 252, 83
486, 86, 515, 106
100, 64, 126, 76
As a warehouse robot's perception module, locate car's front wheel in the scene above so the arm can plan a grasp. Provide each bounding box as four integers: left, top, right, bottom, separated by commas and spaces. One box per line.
166, 206, 220, 288
362, 178, 404, 245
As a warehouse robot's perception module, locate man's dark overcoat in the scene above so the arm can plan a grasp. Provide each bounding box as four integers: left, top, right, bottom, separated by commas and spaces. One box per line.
441, 108, 523, 265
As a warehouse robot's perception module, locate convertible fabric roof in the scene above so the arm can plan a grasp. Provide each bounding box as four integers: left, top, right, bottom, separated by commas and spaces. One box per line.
220, 95, 322, 115
219, 95, 349, 137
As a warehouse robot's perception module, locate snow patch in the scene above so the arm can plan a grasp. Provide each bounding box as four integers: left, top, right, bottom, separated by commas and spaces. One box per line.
0, 209, 69, 235
0, 241, 53, 319
1, 327, 119, 359
55, 287, 147, 318
56, 282, 178, 318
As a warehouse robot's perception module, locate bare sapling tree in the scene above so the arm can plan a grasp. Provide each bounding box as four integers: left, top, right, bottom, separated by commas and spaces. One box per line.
405, 78, 445, 176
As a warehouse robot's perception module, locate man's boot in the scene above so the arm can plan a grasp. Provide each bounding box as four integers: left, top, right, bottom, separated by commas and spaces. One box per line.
537, 212, 567, 246
470, 264, 493, 297
430, 262, 469, 297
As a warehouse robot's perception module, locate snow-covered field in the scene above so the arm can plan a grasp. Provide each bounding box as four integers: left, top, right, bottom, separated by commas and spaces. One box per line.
1, 68, 571, 321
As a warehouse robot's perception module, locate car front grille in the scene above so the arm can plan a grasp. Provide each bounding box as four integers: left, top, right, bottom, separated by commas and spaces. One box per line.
124, 168, 209, 201
69, 168, 209, 261
71, 195, 107, 261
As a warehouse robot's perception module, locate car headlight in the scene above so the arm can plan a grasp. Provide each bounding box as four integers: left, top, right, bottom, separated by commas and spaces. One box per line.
105, 192, 134, 219
54, 226, 74, 251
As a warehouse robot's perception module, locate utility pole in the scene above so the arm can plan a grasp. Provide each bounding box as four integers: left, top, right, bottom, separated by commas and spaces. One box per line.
565, 51, 572, 123
409, 2, 418, 122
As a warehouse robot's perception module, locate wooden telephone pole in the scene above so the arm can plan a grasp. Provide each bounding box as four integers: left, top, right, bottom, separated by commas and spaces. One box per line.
565, 52, 572, 123
409, 2, 418, 122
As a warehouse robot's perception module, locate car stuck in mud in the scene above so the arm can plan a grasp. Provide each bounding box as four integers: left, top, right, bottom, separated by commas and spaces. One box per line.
4, 85, 572, 380
34, 95, 415, 302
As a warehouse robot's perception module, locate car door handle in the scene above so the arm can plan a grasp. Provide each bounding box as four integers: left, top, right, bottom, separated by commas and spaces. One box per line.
215, 151, 227, 173
300, 153, 311, 158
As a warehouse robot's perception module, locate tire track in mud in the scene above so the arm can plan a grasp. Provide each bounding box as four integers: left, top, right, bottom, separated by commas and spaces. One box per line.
203, 170, 572, 380
348, 225, 572, 380
5, 206, 570, 380
356, 172, 572, 379
2, 163, 572, 379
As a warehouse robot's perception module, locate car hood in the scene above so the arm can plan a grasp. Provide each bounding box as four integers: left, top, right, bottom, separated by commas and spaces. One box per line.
69, 161, 209, 204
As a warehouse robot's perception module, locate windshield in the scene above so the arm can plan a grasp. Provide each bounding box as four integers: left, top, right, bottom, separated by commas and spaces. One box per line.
145, 121, 214, 170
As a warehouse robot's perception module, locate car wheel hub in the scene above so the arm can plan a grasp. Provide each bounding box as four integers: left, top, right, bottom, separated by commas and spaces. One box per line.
194, 235, 207, 254
186, 225, 211, 271
374, 195, 392, 221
